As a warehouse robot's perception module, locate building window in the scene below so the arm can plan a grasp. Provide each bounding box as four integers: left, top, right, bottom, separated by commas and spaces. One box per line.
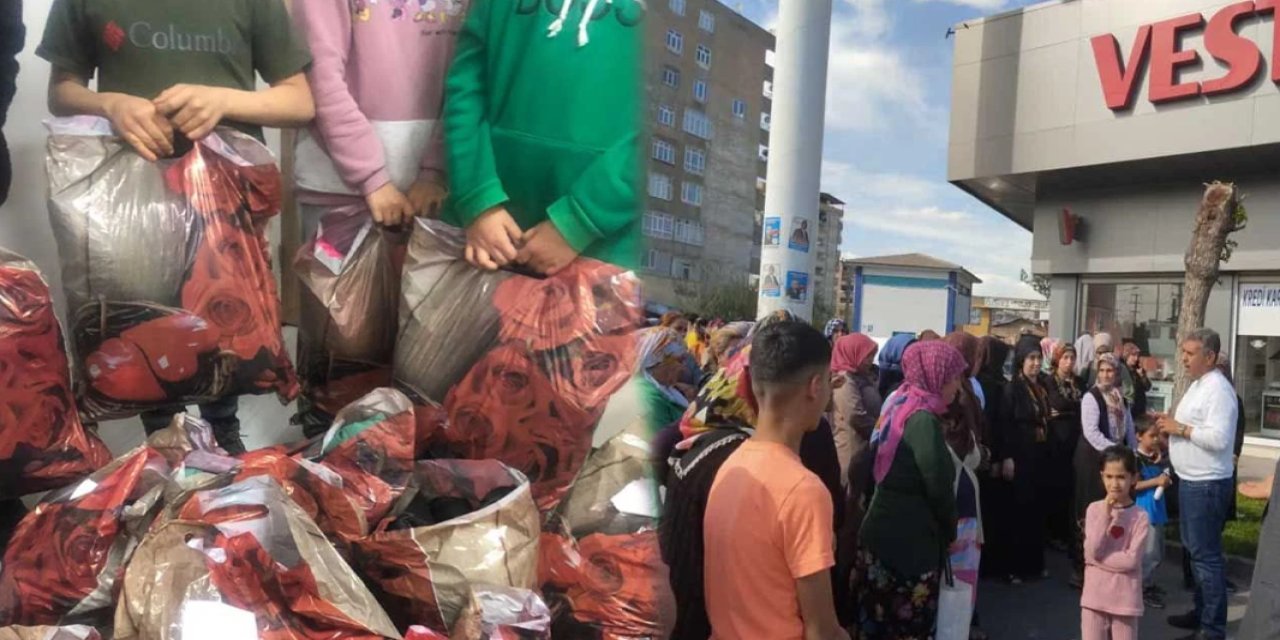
681, 181, 703, 206
763, 79, 773, 98
699, 9, 715, 32
693, 80, 708, 104
669, 0, 685, 16
643, 211, 675, 239
666, 29, 683, 55
758, 145, 769, 162
732, 99, 747, 119
682, 108, 712, 140
674, 218, 705, 246
1080, 282, 1185, 413
672, 258, 698, 281
760, 111, 771, 130
658, 105, 675, 127
683, 147, 706, 175
651, 138, 676, 165
969, 308, 983, 326
648, 172, 673, 200
696, 44, 712, 69
662, 66, 680, 88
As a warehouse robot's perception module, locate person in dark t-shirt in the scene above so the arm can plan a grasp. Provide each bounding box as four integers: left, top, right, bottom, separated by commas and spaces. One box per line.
36, 0, 314, 453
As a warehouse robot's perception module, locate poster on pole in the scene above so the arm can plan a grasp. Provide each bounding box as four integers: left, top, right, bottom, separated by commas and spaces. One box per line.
786, 271, 809, 302
763, 217, 781, 247
788, 218, 811, 252
762, 264, 782, 297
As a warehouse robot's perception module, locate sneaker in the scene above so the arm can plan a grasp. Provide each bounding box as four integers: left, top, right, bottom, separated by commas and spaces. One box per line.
1144, 587, 1167, 609
1167, 611, 1199, 630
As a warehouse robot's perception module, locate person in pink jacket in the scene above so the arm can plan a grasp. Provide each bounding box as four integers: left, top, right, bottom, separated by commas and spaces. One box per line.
291, 0, 465, 432
1081, 445, 1152, 640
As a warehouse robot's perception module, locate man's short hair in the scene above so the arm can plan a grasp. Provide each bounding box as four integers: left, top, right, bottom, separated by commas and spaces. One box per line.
749, 321, 832, 387
1185, 328, 1222, 357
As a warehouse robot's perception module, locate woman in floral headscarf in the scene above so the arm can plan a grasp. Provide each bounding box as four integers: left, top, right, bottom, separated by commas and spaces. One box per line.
636, 328, 695, 440
855, 341, 965, 640
1070, 352, 1136, 585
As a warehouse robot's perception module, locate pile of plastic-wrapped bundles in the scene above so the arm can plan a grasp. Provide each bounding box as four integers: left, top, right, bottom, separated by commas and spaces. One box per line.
0, 121, 669, 639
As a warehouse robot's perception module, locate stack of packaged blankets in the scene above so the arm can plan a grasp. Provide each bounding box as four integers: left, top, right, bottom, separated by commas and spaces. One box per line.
0, 119, 670, 639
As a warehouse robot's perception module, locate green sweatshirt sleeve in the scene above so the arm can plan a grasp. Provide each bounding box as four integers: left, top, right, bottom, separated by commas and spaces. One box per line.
905, 413, 957, 547
546, 129, 641, 254
443, 0, 508, 227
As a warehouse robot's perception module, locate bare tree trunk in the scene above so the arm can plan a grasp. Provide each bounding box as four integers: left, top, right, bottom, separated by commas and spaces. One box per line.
1173, 182, 1239, 404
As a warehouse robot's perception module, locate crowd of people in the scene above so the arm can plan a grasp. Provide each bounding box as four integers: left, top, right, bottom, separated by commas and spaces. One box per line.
643, 313, 1255, 640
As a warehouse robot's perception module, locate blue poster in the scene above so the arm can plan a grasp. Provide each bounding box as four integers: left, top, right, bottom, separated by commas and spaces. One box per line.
786, 270, 809, 302
763, 217, 782, 247
788, 218, 811, 252
761, 264, 782, 297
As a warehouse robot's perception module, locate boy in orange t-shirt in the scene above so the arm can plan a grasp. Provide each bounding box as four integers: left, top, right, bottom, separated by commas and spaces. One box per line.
703, 321, 849, 640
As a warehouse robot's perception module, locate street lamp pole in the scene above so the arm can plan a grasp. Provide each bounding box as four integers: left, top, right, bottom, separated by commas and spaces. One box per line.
755, 0, 834, 323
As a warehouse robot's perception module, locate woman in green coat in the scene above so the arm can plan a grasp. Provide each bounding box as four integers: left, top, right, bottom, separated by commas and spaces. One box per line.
856, 340, 966, 639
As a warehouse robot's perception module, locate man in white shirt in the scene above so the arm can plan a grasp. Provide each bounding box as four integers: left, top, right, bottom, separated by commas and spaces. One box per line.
1155, 328, 1237, 640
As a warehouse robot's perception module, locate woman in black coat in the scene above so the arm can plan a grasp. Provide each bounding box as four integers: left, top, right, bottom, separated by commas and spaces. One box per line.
1000, 342, 1053, 582
1043, 343, 1084, 550
977, 338, 1014, 580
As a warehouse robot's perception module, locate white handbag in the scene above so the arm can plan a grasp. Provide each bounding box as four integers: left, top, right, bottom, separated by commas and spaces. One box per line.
936, 560, 975, 640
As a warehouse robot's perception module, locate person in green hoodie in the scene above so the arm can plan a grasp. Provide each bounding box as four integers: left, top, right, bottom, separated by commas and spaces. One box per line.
442, 0, 643, 273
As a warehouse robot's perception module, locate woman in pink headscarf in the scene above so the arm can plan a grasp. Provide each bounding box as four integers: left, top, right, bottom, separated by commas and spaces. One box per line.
856, 341, 966, 639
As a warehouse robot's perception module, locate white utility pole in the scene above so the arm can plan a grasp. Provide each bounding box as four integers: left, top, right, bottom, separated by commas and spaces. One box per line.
755, 0, 833, 322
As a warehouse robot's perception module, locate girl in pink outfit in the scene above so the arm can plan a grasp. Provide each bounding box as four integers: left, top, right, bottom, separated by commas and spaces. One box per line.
1081, 445, 1151, 640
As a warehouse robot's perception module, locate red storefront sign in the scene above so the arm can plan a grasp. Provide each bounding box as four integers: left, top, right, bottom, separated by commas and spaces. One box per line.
1091, 0, 1279, 110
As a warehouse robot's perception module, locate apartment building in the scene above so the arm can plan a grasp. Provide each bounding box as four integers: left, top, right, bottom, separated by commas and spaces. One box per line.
813, 193, 845, 321
642, 0, 774, 310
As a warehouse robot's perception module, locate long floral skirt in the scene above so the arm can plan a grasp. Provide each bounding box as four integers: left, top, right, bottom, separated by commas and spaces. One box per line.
853, 549, 942, 640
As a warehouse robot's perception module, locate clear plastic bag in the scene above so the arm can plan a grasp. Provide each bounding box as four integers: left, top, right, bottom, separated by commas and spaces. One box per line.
115, 476, 400, 640
539, 433, 671, 640
0, 248, 110, 499
0, 447, 173, 627
351, 459, 540, 635
294, 206, 408, 425
44, 117, 298, 420
395, 220, 642, 511
306, 388, 416, 528
0, 626, 102, 640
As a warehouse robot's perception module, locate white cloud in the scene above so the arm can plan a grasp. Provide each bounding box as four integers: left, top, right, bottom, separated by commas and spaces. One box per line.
841, 0, 891, 40
972, 272, 1044, 299
820, 161, 942, 204
823, 20, 932, 133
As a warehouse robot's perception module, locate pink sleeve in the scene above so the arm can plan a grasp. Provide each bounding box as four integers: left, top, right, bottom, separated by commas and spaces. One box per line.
294, 0, 390, 196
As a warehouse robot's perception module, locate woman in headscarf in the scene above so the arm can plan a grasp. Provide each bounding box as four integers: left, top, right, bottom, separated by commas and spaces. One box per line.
1070, 352, 1136, 586
877, 334, 917, 399
1123, 342, 1151, 419
1074, 333, 1096, 378
701, 321, 752, 382
1040, 337, 1059, 374
919, 329, 942, 341
855, 341, 964, 639
1001, 341, 1053, 583
830, 333, 883, 485
636, 328, 695, 440
658, 311, 847, 639
1043, 342, 1084, 550
1086, 333, 1134, 401
940, 332, 989, 640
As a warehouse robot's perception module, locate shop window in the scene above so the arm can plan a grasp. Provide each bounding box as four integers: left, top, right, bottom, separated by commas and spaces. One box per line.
1234, 284, 1280, 437
1080, 282, 1184, 411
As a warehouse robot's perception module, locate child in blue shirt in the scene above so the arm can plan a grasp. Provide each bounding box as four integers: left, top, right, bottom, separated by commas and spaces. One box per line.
1134, 418, 1173, 609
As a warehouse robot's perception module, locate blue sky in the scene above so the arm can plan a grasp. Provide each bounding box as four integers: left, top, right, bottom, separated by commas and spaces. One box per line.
734, 0, 1045, 298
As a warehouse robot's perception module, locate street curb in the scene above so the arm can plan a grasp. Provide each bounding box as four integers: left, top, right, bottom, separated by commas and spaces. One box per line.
1164, 538, 1256, 583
